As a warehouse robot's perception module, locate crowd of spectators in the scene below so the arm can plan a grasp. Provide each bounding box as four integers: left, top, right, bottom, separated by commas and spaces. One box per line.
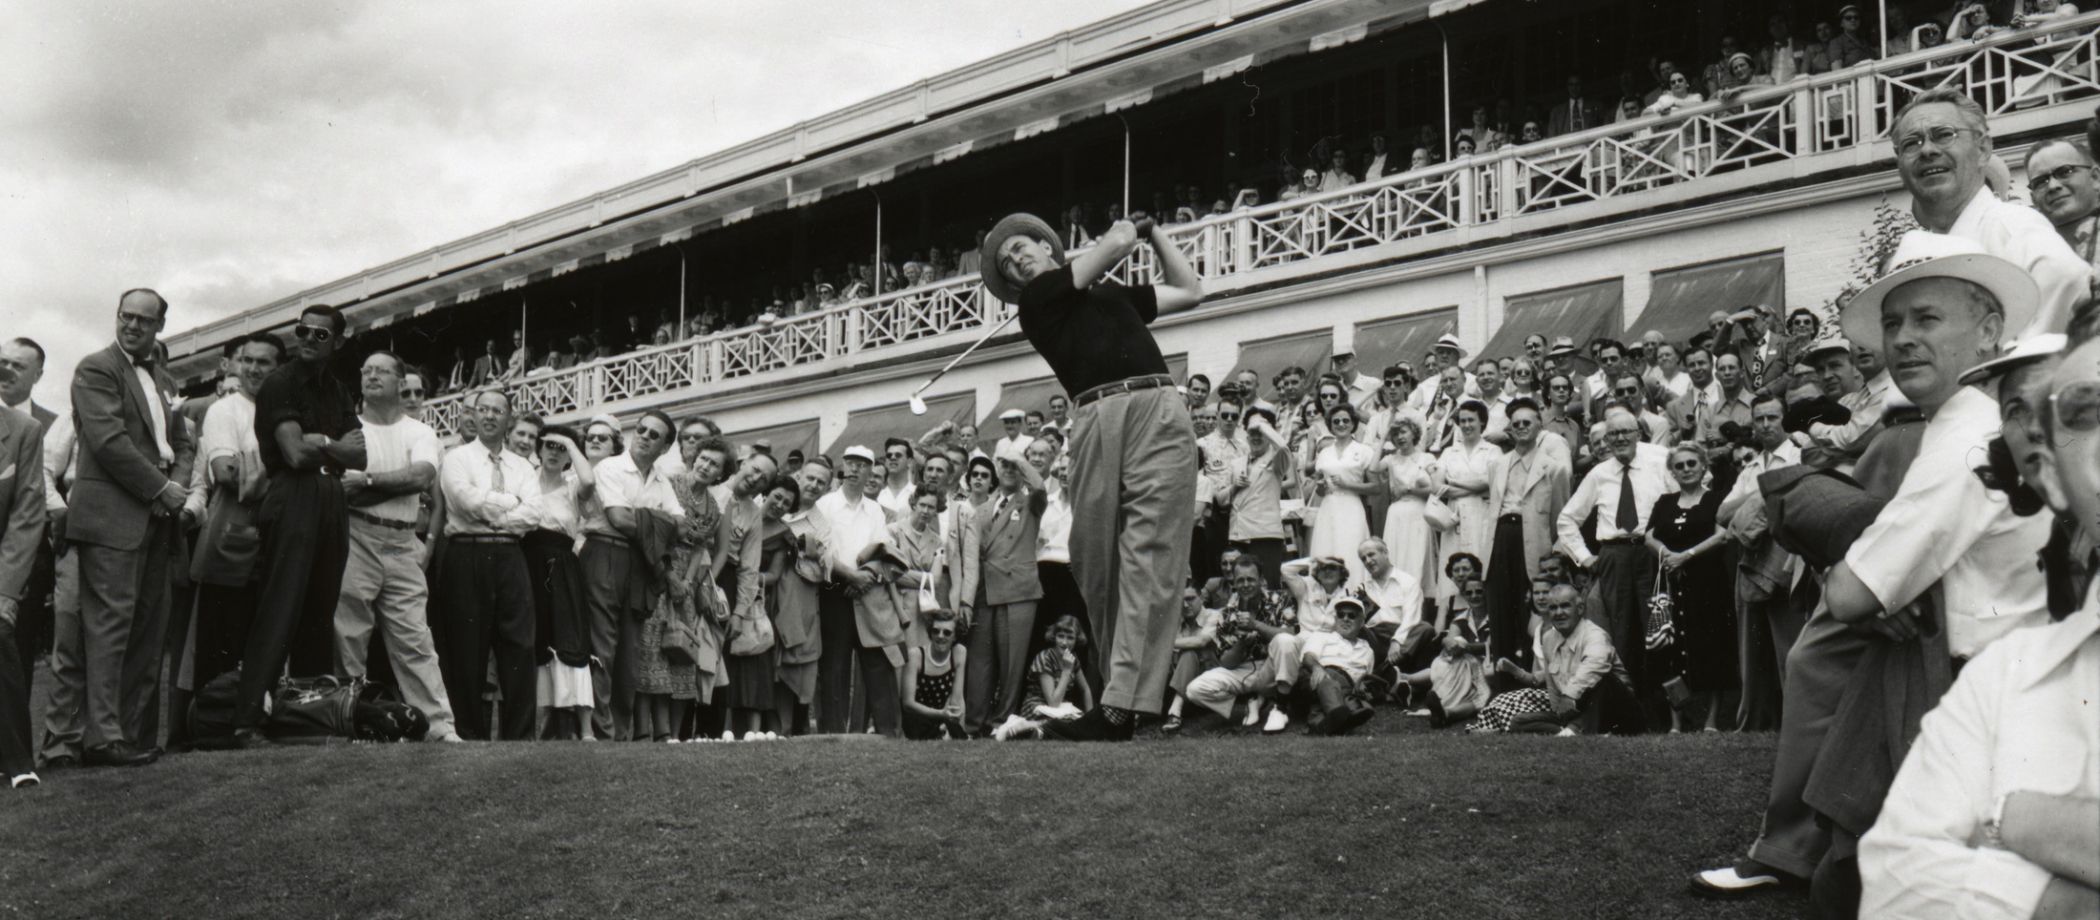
4, 38, 2099, 920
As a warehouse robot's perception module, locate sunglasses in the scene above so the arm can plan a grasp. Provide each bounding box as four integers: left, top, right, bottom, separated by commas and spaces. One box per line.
637, 427, 669, 441
1507, 418, 1537, 429
930, 627, 956, 638
584, 433, 615, 444
678, 432, 708, 442
886, 451, 908, 460
293, 324, 334, 343
1670, 459, 1702, 471
402, 388, 425, 399
538, 439, 566, 450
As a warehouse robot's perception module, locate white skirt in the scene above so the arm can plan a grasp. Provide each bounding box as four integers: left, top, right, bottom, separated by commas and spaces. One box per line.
537, 661, 594, 710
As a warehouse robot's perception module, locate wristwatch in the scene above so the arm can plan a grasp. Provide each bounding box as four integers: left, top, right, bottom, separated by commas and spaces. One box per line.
1981, 793, 2010, 849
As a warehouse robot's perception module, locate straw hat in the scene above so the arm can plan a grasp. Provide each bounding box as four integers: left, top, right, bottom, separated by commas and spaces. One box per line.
978, 213, 1065, 305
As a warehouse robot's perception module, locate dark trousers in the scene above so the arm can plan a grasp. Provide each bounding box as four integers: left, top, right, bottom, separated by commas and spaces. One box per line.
855, 645, 901, 737
815, 588, 856, 733
1484, 514, 1534, 668
19, 536, 53, 664
1574, 675, 1645, 735
901, 707, 962, 740
74, 515, 176, 750
1587, 542, 1656, 696
237, 472, 348, 729
1232, 537, 1285, 585
964, 600, 1036, 734
191, 582, 257, 690
433, 539, 536, 741
0, 619, 30, 777
1030, 563, 1100, 692
578, 536, 636, 740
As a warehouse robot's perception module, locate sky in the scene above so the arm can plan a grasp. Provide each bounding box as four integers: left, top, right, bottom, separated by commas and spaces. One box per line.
1, 0, 1141, 409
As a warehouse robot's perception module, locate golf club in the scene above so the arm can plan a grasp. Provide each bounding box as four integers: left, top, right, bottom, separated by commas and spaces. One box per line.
908, 217, 1157, 415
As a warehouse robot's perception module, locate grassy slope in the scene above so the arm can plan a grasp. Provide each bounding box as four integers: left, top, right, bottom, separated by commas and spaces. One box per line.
0, 728, 1800, 920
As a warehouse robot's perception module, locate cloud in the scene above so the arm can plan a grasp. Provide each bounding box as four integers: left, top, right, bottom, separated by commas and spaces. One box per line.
1, 0, 1139, 408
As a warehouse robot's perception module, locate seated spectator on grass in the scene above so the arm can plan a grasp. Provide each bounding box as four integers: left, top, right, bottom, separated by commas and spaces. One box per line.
1280, 555, 1355, 635
1165, 584, 1223, 732
1356, 537, 1430, 682
1470, 583, 1642, 735
1184, 557, 1300, 732
1279, 597, 1379, 736
1419, 573, 1532, 728
1018, 614, 1093, 724
901, 610, 968, 740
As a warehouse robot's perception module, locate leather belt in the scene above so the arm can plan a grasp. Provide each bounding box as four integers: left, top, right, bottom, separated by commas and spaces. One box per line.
1598, 536, 1644, 546
585, 532, 631, 547
449, 533, 519, 544
1074, 374, 1176, 408
349, 509, 416, 531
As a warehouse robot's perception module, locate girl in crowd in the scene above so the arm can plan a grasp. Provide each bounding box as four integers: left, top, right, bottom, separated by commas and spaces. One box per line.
1437, 401, 1502, 604
714, 447, 773, 740
761, 473, 824, 736
900, 609, 968, 740
1030, 449, 1098, 689
525, 425, 596, 740
1309, 403, 1378, 583
1643, 444, 1738, 733
1019, 614, 1094, 721
1380, 416, 1437, 590
1440, 552, 1485, 638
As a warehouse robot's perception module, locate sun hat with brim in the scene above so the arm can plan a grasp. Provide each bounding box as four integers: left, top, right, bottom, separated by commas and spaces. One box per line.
1958, 333, 2067, 386
1840, 230, 2038, 355
1434, 334, 1466, 357
1802, 335, 1854, 363
979, 213, 1065, 305
1545, 336, 1580, 360
841, 445, 877, 464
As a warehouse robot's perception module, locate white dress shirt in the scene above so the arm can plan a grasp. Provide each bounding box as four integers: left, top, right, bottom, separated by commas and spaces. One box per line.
1360, 567, 1426, 633
1858, 604, 2100, 919
1811, 370, 1894, 450
815, 489, 888, 576
10, 398, 69, 513
1037, 485, 1072, 565
876, 481, 916, 521
1843, 386, 2050, 657
587, 451, 682, 537
1556, 447, 1674, 567
129, 354, 174, 466
1719, 439, 1801, 523
1942, 185, 2094, 338
1300, 630, 1375, 683
439, 441, 541, 535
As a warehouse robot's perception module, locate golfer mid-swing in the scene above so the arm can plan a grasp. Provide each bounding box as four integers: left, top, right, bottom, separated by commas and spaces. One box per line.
979, 213, 1204, 740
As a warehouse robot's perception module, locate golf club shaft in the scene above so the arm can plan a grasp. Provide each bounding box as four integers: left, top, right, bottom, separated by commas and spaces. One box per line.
913, 309, 1020, 397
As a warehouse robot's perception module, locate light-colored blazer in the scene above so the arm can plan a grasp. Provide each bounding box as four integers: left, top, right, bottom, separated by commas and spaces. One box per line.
0, 407, 47, 601
1485, 431, 1572, 580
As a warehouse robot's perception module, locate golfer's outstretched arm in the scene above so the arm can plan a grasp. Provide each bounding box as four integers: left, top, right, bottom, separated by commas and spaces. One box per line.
1147, 222, 1205, 315
1070, 221, 1142, 290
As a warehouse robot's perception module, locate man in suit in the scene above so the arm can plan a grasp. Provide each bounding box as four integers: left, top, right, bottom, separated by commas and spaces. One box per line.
963, 447, 1045, 736
0, 338, 57, 674
1361, 134, 1398, 181
469, 338, 503, 388
1484, 398, 1572, 668
0, 361, 49, 787
67, 288, 193, 766
1548, 74, 1601, 137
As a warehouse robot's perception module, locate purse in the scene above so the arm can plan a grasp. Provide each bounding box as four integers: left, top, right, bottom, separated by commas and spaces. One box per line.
655, 608, 700, 665
1643, 565, 1678, 652
917, 548, 944, 615
1423, 495, 1458, 532
728, 604, 776, 656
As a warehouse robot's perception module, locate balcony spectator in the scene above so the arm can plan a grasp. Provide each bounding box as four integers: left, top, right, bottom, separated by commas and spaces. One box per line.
1453, 135, 1476, 159
1719, 53, 1775, 99
1549, 75, 1602, 136
470, 338, 504, 387
1063, 205, 1093, 249
1644, 72, 1705, 117
1761, 14, 1805, 81
1413, 124, 1442, 162
1279, 166, 1321, 203
1830, 5, 1875, 66
651, 310, 675, 346
1912, 18, 1946, 51
1704, 35, 1745, 96
1806, 21, 1837, 72
1883, 7, 1914, 54
1644, 59, 1680, 107
547, 337, 575, 372
1518, 121, 1543, 146
1316, 148, 1356, 193
617, 314, 647, 354
2016, 0, 2083, 29
1948, 2, 2002, 41
1363, 133, 1397, 179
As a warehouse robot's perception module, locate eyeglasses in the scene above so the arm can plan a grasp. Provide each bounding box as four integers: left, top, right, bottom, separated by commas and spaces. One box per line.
1894, 125, 1979, 158
1670, 459, 1702, 471
2028, 163, 2094, 194
2050, 380, 2100, 434
885, 451, 908, 460
538, 439, 565, 450
293, 324, 334, 343
116, 311, 162, 329
678, 431, 708, 442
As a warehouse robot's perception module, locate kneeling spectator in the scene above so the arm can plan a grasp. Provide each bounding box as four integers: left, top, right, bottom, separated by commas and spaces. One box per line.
1164, 584, 1222, 732
1469, 582, 1643, 735
901, 611, 968, 740
1021, 614, 1093, 721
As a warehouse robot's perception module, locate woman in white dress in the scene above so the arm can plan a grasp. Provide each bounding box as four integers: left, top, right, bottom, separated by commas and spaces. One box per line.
1380, 416, 1438, 589
1435, 400, 1503, 602
1309, 403, 1380, 583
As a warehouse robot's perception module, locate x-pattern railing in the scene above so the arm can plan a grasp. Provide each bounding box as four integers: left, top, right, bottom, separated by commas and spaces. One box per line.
423, 12, 2100, 423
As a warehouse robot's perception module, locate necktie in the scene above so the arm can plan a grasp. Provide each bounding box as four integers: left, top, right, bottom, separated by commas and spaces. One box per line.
490, 451, 506, 493
1614, 463, 1639, 532
1572, 100, 1584, 131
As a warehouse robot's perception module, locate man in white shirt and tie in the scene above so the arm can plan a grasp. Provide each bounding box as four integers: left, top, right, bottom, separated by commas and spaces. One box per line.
1555, 406, 1670, 715
435, 389, 541, 740
812, 445, 892, 734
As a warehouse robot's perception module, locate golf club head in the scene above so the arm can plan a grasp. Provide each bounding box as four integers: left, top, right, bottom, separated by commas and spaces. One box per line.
908, 393, 929, 415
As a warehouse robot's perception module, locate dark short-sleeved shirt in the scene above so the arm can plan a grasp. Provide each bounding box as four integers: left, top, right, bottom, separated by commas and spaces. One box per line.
253, 360, 359, 474
1017, 265, 1166, 397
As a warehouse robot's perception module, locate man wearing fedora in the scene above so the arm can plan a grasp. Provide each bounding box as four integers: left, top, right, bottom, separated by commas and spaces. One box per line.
1408, 335, 1477, 414
979, 212, 1204, 741
1692, 230, 2053, 899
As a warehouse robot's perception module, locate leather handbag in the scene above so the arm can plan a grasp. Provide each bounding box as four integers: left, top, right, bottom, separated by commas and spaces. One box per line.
1422, 495, 1459, 532
728, 601, 775, 656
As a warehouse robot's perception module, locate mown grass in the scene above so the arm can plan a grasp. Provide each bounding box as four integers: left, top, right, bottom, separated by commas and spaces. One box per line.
0, 723, 1798, 919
